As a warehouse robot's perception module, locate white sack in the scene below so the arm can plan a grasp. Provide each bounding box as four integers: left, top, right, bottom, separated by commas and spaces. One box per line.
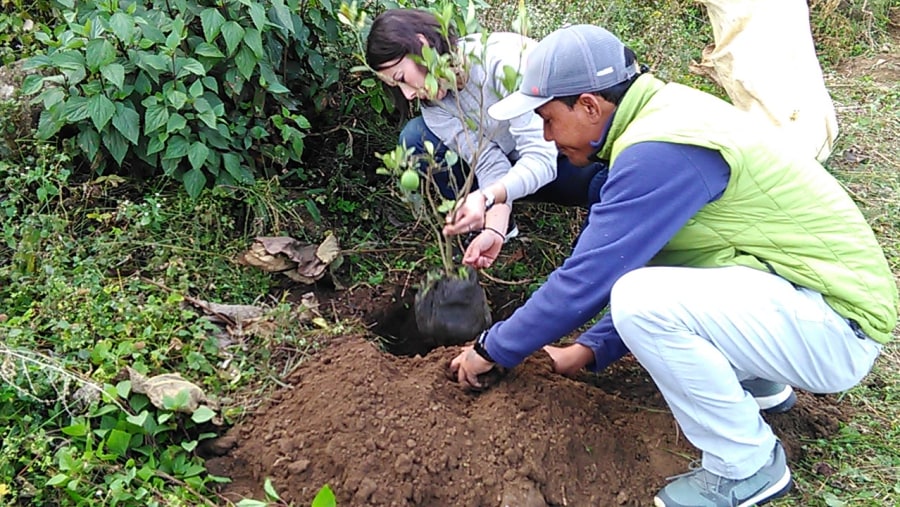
694, 0, 838, 162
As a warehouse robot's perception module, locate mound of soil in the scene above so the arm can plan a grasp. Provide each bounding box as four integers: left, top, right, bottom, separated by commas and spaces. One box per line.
206, 336, 850, 506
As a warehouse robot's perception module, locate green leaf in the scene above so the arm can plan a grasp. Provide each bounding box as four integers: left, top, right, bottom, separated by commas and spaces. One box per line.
272, 0, 294, 33
109, 12, 135, 43
126, 411, 148, 428
146, 134, 165, 155
188, 80, 204, 98
23, 54, 52, 71
137, 18, 166, 44
221, 21, 244, 57
20, 74, 44, 95
201, 76, 218, 93
167, 113, 187, 134
134, 71, 152, 94
62, 422, 89, 437
234, 45, 257, 81
101, 63, 125, 89
191, 405, 216, 424
164, 134, 190, 160
195, 42, 225, 59
88, 94, 116, 131
294, 114, 311, 129
85, 39, 116, 72
35, 87, 65, 109
200, 7, 226, 42
263, 477, 281, 501
50, 50, 85, 71
78, 128, 100, 160
116, 380, 132, 398
259, 63, 289, 93
176, 58, 206, 79
46, 474, 69, 487
311, 484, 336, 507
144, 102, 169, 134
187, 141, 209, 170
181, 440, 198, 452
247, 2, 267, 31
290, 135, 305, 159
106, 428, 132, 456
140, 53, 169, 72
182, 168, 206, 199
166, 90, 188, 110
308, 51, 325, 78
223, 152, 253, 184
193, 97, 211, 113
112, 102, 141, 145
235, 501, 267, 507
64, 96, 90, 122
102, 129, 129, 165
197, 110, 217, 129
243, 28, 264, 59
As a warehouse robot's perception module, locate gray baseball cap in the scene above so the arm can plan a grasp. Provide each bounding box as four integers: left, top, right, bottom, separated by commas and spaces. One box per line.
488, 24, 639, 121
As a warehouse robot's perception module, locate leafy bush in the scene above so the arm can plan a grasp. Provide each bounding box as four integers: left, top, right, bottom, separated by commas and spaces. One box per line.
18, 0, 361, 198
0, 0, 53, 65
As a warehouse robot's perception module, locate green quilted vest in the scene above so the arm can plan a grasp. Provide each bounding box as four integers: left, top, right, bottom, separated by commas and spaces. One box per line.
595, 75, 898, 343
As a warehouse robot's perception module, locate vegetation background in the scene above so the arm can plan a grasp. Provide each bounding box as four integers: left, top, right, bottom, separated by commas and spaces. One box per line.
0, 0, 897, 505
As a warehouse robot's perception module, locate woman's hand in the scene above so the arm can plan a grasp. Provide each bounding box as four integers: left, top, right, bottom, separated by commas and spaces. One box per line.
442, 191, 487, 237
462, 229, 504, 269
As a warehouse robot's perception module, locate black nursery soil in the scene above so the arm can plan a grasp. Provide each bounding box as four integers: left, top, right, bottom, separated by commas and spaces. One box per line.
205, 286, 855, 507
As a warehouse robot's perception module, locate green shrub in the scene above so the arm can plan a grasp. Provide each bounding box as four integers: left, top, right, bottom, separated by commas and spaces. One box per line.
18, 0, 360, 198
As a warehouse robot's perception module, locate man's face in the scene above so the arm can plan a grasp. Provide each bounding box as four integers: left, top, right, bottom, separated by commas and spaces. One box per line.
536, 96, 611, 167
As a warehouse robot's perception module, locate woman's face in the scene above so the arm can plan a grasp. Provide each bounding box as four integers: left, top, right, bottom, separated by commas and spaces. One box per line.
376, 55, 448, 102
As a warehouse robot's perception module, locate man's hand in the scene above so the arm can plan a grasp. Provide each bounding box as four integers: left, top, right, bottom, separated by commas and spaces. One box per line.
543, 344, 594, 377
442, 191, 487, 237
462, 231, 503, 269
449, 345, 495, 390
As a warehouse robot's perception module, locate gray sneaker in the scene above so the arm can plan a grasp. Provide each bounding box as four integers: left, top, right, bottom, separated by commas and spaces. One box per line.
654, 441, 792, 507
741, 379, 797, 414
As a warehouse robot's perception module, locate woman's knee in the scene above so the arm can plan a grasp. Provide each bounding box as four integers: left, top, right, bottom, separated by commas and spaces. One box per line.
398, 116, 430, 152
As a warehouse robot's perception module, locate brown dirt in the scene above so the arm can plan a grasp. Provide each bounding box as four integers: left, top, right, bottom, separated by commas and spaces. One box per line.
205, 284, 854, 507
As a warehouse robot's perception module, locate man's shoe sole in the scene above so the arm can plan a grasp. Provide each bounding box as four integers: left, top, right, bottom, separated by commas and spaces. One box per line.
756, 388, 797, 414
653, 474, 792, 507
737, 471, 792, 507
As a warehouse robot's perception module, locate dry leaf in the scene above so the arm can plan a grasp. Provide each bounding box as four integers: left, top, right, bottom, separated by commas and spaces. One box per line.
126, 367, 213, 413
241, 235, 342, 284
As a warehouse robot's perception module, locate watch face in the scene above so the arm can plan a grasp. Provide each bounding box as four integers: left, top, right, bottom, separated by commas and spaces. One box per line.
483, 190, 495, 209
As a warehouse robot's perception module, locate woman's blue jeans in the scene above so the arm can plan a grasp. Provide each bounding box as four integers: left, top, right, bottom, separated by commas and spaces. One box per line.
398, 116, 608, 207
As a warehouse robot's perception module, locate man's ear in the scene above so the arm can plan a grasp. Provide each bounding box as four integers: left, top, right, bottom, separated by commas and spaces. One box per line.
578, 94, 615, 121
416, 33, 429, 48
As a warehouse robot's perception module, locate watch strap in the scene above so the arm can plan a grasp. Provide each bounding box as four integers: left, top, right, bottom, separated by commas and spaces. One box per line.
473, 330, 495, 363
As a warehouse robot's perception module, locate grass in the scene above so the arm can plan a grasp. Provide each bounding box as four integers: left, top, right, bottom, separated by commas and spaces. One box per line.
0, 0, 896, 505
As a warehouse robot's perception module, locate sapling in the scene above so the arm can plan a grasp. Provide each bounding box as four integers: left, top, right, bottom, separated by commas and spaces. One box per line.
339, 1, 530, 345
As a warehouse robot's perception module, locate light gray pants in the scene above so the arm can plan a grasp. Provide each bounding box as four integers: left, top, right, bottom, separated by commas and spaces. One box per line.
611, 266, 881, 479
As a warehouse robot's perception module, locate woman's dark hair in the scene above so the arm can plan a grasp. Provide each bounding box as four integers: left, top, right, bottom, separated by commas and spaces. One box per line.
556, 47, 643, 108
366, 9, 459, 117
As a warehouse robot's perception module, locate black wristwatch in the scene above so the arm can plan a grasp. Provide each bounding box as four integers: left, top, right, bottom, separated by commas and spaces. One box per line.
473, 330, 495, 363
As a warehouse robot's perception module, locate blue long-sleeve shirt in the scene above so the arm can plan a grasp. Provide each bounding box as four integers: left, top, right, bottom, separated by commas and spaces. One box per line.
484, 140, 731, 369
